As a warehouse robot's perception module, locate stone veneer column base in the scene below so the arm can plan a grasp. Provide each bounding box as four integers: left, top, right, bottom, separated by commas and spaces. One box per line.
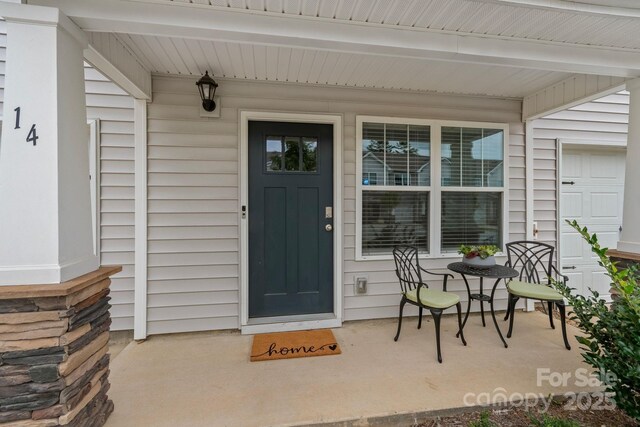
0, 266, 121, 427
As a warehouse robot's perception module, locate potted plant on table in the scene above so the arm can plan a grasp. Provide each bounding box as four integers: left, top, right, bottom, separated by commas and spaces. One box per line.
459, 245, 500, 269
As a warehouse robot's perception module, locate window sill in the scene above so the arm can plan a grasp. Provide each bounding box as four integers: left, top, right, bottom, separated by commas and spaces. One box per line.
355, 253, 507, 262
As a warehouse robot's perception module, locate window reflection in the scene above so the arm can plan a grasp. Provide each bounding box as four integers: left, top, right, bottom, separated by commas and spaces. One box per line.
265, 136, 319, 173
362, 122, 430, 187
362, 191, 429, 255
441, 127, 504, 187
362, 123, 385, 186
441, 192, 502, 252
284, 137, 300, 171
302, 138, 317, 172
266, 136, 282, 171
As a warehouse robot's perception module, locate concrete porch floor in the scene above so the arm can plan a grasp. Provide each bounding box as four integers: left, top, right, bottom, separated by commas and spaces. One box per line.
105, 312, 595, 427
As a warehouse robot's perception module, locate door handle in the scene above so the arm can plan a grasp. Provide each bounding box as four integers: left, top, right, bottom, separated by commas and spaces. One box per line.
563, 266, 577, 270
325, 224, 333, 232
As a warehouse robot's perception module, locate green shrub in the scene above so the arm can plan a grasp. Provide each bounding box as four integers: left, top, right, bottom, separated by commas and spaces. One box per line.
553, 220, 640, 421
528, 413, 581, 427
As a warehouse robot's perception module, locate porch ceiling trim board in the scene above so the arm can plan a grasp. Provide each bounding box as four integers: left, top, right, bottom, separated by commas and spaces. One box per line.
30, 0, 640, 78
493, 0, 640, 17
523, 74, 628, 121
85, 32, 152, 100
104, 0, 640, 41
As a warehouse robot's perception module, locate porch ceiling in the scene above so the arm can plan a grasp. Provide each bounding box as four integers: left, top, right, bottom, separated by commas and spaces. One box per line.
27, 0, 640, 99
111, 33, 574, 98
143, 0, 640, 50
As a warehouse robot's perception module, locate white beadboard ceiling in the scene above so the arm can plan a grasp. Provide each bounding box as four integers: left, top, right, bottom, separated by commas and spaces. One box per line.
150, 0, 640, 50
24, 0, 639, 98
112, 32, 574, 98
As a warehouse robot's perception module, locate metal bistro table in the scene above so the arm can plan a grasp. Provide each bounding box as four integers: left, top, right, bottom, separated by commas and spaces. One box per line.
447, 262, 518, 348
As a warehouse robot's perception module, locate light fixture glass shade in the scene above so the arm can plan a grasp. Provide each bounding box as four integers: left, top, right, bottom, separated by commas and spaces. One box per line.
196, 71, 218, 112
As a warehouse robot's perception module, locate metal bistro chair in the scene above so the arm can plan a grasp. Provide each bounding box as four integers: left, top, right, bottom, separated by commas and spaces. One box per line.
392, 245, 466, 363
503, 241, 571, 350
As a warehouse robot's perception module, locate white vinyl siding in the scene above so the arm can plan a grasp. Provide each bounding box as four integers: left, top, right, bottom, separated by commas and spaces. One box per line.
0, 21, 135, 330
147, 78, 240, 335
148, 75, 524, 334
86, 67, 136, 331
0, 21, 6, 114
532, 91, 629, 253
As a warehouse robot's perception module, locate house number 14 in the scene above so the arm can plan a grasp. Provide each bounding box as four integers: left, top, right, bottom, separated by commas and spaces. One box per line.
13, 107, 39, 146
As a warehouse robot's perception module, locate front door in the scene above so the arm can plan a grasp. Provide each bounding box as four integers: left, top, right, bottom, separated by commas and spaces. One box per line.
248, 121, 334, 318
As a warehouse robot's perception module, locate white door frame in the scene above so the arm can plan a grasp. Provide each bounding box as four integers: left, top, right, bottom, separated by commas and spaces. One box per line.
239, 111, 343, 335
556, 138, 627, 274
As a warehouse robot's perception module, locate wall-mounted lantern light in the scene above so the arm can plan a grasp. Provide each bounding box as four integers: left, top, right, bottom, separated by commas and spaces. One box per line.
196, 71, 219, 112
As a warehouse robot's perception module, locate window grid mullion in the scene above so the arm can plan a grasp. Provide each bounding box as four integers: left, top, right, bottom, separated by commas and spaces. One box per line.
481, 128, 485, 188
406, 124, 410, 187
383, 123, 387, 187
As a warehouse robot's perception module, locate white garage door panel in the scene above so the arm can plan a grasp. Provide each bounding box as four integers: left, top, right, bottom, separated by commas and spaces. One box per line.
591, 193, 619, 218
564, 271, 583, 285
561, 192, 583, 219
594, 231, 620, 251
563, 153, 582, 178
591, 271, 611, 297
561, 232, 583, 260
590, 154, 622, 179
560, 147, 625, 299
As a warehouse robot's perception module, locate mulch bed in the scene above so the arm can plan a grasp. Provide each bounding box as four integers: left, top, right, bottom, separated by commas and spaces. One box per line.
415, 398, 638, 426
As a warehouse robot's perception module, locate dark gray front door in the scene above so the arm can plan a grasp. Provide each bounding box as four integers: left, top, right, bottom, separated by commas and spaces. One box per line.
248, 121, 334, 318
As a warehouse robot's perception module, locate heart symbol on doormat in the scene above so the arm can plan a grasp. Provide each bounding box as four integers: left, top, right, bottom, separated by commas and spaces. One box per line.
329, 344, 337, 351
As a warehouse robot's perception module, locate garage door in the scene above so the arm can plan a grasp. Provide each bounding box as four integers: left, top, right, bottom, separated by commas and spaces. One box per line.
560, 147, 625, 300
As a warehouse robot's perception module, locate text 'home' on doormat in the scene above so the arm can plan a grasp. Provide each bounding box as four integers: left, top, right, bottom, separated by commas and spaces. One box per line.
250, 329, 341, 362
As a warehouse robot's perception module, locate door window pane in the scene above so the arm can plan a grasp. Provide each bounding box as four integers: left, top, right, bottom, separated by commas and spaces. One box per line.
266, 136, 282, 171
302, 137, 318, 172
362, 191, 429, 255
266, 136, 319, 173
284, 137, 300, 171
441, 192, 502, 252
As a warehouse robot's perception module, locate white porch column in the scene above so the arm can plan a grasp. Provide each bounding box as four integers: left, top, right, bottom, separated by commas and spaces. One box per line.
0, 2, 98, 285
617, 78, 640, 254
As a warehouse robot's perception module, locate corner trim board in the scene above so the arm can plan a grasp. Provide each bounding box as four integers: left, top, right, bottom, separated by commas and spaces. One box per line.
134, 99, 148, 340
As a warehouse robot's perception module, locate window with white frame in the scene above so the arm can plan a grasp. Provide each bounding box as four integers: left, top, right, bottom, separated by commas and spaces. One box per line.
357, 117, 507, 259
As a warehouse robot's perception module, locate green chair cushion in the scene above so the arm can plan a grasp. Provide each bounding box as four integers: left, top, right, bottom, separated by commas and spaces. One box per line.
507, 280, 563, 301
405, 287, 459, 309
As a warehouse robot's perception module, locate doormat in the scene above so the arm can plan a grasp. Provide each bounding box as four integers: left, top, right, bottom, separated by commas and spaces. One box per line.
250, 329, 341, 362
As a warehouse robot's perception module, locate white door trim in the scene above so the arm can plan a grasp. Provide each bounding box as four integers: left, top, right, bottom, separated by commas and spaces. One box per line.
239, 111, 343, 335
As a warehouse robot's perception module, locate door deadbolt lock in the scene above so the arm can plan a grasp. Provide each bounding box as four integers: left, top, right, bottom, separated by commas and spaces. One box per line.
325, 207, 333, 219
325, 224, 333, 232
